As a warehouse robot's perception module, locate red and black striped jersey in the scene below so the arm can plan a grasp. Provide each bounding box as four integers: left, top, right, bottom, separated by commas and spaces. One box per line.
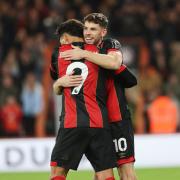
106, 64, 137, 122
100, 38, 137, 123
50, 42, 109, 128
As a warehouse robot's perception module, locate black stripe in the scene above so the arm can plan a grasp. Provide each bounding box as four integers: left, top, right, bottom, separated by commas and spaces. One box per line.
114, 80, 131, 120
50, 47, 59, 80
60, 94, 65, 128
96, 68, 109, 128
70, 56, 89, 127
74, 88, 90, 127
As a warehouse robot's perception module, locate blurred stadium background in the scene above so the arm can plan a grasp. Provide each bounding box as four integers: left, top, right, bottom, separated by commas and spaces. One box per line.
0, 0, 180, 179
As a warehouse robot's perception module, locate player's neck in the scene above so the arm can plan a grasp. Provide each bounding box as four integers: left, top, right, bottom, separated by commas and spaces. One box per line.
97, 39, 103, 48
71, 37, 84, 43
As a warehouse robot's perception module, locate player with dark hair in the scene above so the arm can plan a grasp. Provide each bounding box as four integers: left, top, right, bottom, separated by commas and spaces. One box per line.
60, 13, 137, 180
50, 19, 118, 180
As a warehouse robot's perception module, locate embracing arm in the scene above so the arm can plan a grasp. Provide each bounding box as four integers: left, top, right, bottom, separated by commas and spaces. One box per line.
82, 50, 122, 70
60, 39, 123, 70
60, 48, 122, 70
82, 38, 123, 69
53, 79, 63, 95
53, 74, 83, 95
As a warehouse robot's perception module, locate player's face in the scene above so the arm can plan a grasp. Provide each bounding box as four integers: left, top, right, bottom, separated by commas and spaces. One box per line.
83, 21, 107, 45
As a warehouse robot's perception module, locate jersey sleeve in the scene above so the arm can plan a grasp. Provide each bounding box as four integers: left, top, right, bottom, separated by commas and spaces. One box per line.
114, 64, 137, 88
103, 38, 122, 53
50, 47, 59, 80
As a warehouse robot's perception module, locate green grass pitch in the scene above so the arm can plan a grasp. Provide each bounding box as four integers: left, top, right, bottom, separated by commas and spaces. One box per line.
0, 167, 180, 180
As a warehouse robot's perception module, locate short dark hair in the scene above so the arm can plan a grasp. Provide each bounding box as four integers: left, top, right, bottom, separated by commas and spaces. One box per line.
83, 13, 108, 28
56, 19, 84, 38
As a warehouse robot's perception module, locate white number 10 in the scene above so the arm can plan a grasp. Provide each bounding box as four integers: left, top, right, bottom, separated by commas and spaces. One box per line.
113, 138, 127, 152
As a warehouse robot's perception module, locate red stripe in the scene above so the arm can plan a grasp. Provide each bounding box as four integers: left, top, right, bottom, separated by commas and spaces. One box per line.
64, 89, 77, 128
51, 176, 66, 180
107, 79, 122, 122
117, 156, 135, 166
85, 44, 98, 52
105, 178, 115, 180
50, 161, 57, 166
60, 44, 72, 51
83, 44, 103, 127
107, 48, 118, 53
115, 64, 126, 75
58, 45, 77, 128
84, 62, 103, 128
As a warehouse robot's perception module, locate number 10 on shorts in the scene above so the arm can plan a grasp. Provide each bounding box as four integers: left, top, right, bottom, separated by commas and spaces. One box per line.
113, 138, 127, 152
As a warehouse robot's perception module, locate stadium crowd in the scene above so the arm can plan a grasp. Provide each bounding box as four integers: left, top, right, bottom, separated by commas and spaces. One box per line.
0, 0, 179, 137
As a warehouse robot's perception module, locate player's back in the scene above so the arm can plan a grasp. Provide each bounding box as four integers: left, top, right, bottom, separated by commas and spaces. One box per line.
58, 42, 109, 129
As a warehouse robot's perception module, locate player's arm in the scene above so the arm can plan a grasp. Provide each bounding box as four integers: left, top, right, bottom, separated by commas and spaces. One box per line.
53, 79, 63, 95
60, 40, 122, 70
114, 64, 137, 88
83, 49, 122, 70
53, 74, 82, 95
83, 38, 123, 70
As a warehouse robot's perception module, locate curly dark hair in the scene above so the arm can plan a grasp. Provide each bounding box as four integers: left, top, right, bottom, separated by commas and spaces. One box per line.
56, 19, 84, 38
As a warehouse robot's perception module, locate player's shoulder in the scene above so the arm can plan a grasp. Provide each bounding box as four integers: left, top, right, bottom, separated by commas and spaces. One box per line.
103, 38, 122, 50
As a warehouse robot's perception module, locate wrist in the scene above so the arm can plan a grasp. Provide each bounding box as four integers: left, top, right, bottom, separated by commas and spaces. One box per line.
53, 82, 59, 90
83, 50, 90, 59
53, 81, 63, 93
54, 79, 62, 88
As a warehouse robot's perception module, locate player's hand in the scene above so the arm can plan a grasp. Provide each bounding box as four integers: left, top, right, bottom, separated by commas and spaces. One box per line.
60, 46, 86, 60
55, 74, 83, 87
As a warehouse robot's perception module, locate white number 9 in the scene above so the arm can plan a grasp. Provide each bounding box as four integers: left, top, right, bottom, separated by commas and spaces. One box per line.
66, 62, 88, 95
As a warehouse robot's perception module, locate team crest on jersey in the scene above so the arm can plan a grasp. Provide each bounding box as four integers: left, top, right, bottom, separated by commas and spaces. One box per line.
111, 39, 121, 49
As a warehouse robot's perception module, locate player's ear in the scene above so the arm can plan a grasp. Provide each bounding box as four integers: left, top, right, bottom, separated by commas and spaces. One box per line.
63, 33, 70, 44
60, 37, 65, 44
60, 34, 67, 44
101, 28, 107, 37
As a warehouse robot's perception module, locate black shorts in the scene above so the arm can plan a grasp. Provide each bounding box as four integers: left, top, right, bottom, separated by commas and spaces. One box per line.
110, 119, 135, 166
51, 128, 116, 172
